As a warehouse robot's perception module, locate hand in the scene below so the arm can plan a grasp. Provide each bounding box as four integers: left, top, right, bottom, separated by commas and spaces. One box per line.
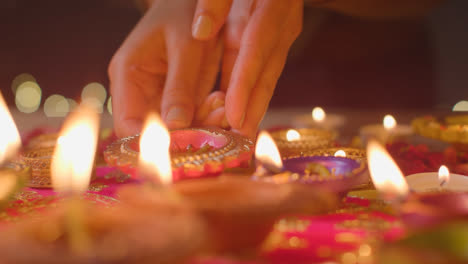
109, 0, 223, 137
192, 0, 303, 138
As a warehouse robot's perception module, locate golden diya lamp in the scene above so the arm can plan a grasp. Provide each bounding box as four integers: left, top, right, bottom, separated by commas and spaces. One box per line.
292, 106, 346, 130
0, 106, 206, 264
360, 114, 413, 145
269, 128, 336, 156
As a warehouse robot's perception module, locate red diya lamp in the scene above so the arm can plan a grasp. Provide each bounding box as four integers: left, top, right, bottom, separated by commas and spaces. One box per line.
253, 131, 369, 194
364, 140, 468, 230
104, 127, 253, 181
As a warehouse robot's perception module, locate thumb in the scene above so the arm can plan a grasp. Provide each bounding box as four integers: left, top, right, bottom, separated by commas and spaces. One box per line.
192, 0, 233, 40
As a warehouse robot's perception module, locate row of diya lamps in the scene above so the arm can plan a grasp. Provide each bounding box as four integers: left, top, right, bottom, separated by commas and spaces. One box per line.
0, 89, 467, 263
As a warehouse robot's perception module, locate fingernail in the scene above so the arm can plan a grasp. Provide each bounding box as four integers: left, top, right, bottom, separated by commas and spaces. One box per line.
211, 98, 225, 110
192, 15, 213, 39
166, 106, 190, 128
221, 116, 230, 128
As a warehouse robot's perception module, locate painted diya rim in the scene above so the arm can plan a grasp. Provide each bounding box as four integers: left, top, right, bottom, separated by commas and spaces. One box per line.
254, 151, 368, 192
104, 127, 254, 180
270, 128, 336, 152
17, 147, 96, 189
412, 115, 468, 145
297, 147, 367, 162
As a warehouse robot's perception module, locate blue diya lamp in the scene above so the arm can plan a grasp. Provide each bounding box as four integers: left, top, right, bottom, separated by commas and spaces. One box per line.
253, 146, 369, 193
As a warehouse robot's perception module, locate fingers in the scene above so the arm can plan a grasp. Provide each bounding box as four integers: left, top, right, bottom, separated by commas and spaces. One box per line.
192, 0, 233, 40
196, 37, 223, 106
233, 1, 303, 138
194, 91, 226, 124
161, 37, 204, 129
225, 0, 291, 129
220, 0, 252, 92
109, 7, 167, 138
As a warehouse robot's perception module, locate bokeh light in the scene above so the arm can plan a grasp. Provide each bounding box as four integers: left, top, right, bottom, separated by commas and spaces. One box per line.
15, 81, 42, 113
11, 73, 37, 95
453, 100, 468, 111
44, 95, 69, 117
107, 96, 113, 115
82, 82, 107, 103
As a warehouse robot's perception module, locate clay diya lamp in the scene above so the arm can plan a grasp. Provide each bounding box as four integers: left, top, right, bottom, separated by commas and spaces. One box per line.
0, 200, 205, 264
172, 177, 339, 254
104, 127, 254, 181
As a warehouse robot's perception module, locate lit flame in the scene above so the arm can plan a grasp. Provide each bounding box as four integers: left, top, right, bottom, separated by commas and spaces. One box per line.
334, 150, 346, 157
312, 107, 326, 122
438, 165, 450, 185
286, 129, 301, 141
367, 140, 409, 199
138, 113, 172, 185
383, 115, 396, 130
255, 131, 283, 170
51, 104, 100, 194
0, 92, 21, 164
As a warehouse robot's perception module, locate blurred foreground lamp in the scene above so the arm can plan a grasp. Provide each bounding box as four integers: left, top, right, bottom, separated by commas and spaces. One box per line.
0, 91, 29, 208
50, 103, 100, 254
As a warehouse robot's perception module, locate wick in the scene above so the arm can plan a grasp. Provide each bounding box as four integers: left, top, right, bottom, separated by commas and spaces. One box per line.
440, 180, 447, 187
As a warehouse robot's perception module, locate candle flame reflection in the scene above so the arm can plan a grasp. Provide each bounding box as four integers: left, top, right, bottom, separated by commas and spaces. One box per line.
438, 165, 450, 185
367, 140, 409, 200
255, 131, 283, 170
312, 107, 326, 122
51, 104, 100, 194
0, 91, 21, 164
139, 113, 172, 185
334, 150, 346, 158
383, 115, 397, 130
286, 129, 301, 141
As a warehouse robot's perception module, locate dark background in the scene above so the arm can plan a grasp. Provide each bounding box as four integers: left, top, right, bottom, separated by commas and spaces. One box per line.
0, 0, 467, 111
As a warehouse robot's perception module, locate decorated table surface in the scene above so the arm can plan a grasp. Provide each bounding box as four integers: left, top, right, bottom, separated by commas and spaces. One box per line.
3, 106, 468, 264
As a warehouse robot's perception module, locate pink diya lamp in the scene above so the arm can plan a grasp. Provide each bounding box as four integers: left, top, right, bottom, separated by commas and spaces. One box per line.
104, 126, 253, 181
0, 91, 29, 208
253, 131, 368, 193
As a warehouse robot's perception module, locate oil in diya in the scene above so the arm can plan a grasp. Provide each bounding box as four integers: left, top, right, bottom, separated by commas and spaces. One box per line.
253, 131, 368, 194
